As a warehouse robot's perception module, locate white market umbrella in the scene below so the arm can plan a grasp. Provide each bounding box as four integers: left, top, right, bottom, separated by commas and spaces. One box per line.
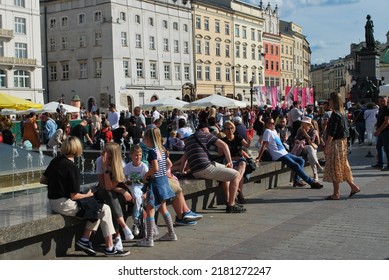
379, 84, 389, 97
183, 94, 247, 109
43, 101, 80, 113
141, 97, 189, 111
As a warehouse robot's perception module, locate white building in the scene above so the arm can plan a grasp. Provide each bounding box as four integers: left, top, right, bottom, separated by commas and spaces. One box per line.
0, 0, 44, 104
41, 0, 194, 112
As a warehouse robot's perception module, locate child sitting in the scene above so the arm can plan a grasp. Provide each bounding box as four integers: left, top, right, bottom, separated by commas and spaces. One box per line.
168, 131, 185, 151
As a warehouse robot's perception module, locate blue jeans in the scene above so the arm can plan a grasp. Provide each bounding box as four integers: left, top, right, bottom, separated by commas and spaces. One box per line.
278, 153, 314, 185
376, 130, 389, 167
355, 122, 365, 143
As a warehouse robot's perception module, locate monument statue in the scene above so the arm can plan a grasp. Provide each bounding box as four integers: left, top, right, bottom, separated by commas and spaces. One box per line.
365, 14, 375, 50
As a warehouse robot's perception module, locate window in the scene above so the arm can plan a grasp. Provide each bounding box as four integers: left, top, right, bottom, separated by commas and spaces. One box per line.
225, 67, 231, 82
196, 40, 201, 54
183, 41, 189, 54
49, 37, 56, 51
196, 65, 202, 80
79, 61, 88, 79
94, 11, 102, 22
123, 60, 129, 77
79, 35, 86, 48
135, 15, 140, 24
243, 46, 247, 59
61, 17, 68, 27
14, 17, 26, 34
235, 45, 240, 58
95, 32, 102, 46
204, 19, 209, 30
0, 41, 3, 56
15, 42, 27, 58
121, 32, 127, 46
173, 22, 178, 30
215, 43, 220, 56
265, 60, 268, 70
225, 44, 230, 57
184, 66, 190, 80
225, 22, 230, 35
150, 62, 157, 78
195, 17, 201, 29
215, 21, 220, 33
49, 65, 57, 81
276, 61, 279, 71
163, 20, 168, 28
235, 25, 240, 37
174, 40, 179, 53
95, 59, 102, 77
257, 31, 262, 42
276, 46, 279, 56
235, 69, 240, 83
120, 12, 126, 21
174, 64, 180, 80
62, 62, 69, 80
271, 61, 274, 70
164, 64, 170, 80
183, 24, 188, 32
136, 61, 143, 77
14, 0, 25, 7
49, 18, 56, 29
149, 17, 154, 26
205, 66, 210, 80
78, 14, 86, 24
135, 34, 141, 48
242, 27, 247, 39
271, 45, 274, 55
0, 70, 6, 87
216, 67, 221, 81
251, 28, 255, 40
149, 36, 155, 50
61, 37, 68, 49
243, 70, 248, 83
163, 38, 169, 51
251, 47, 255, 60
205, 41, 210, 55
14, 70, 29, 87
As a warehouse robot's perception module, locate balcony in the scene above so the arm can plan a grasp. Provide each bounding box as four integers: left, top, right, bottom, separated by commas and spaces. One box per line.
0, 29, 14, 39
0, 57, 37, 68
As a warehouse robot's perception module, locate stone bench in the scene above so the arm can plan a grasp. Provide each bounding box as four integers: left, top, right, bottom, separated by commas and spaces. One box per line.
0, 152, 321, 259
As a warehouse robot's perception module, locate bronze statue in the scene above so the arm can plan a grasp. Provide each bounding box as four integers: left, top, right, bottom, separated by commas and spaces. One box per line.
365, 14, 375, 50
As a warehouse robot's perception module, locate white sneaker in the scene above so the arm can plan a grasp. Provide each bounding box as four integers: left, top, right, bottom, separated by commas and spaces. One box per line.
114, 237, 123, 251
123, 227, 134, 241
137, 238, 154, 247
158, 232, 177, 241
132, 224, 140, 237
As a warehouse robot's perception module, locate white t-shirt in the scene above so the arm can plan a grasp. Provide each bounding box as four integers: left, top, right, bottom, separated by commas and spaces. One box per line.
107, 111, 120, 130
123, 161, 149, 189
152, 110, 160, 121
262, 128, 288, 161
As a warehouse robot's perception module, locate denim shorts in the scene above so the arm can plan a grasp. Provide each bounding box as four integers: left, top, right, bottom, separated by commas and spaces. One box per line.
144, 176, 175, 209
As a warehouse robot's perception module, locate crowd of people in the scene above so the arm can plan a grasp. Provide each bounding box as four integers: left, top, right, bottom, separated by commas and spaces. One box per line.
2, 93, 387, 257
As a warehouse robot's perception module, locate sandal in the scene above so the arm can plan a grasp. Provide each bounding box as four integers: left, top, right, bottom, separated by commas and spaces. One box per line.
324, 195, 339, 200
349, 189, 361, 198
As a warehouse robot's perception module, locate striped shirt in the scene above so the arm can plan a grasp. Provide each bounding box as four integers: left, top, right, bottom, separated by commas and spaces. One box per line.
147, 148, 167, 178
184, 131, 218, 173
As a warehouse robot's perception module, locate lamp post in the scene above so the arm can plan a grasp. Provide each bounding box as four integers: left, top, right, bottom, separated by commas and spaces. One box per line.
249, 79, 254, 110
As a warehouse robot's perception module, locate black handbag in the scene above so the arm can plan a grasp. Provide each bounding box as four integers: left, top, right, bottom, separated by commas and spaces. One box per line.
244, 157, 257, 174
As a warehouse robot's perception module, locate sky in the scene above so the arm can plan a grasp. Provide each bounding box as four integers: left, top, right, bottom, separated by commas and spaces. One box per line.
243, 0, 389, 64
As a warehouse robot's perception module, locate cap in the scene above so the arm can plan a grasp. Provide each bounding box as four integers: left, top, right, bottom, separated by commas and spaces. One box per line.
233, 116, 243, 124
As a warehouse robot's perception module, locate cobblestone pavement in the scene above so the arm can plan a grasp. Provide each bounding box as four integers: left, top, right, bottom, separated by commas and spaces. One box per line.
60, 142, 389, 260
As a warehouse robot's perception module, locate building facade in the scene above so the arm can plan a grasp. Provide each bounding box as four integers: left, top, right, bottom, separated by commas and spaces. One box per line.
0, 0, 44, 103
41, 0, 193, 112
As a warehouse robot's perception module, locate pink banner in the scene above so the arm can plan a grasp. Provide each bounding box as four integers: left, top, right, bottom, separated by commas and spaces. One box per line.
271, 86, 277, 108
293, 87, 298, 102
302, 87, 307, 108
310, 87, 314, 104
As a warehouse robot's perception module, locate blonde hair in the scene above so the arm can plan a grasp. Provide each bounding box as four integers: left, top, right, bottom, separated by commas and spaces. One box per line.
144, 127, 164, 153
223, 121, 235, 131
170, 130, 177, 137
60, 136, 82, 157
104, 142, 125, 183
130, 144, 142, 156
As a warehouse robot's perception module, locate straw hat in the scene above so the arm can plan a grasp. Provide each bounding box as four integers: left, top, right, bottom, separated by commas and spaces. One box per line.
301, 116, 312, 125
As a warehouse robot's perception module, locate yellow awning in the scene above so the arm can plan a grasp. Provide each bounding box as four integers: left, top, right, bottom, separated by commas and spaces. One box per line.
0, 93, 43, 111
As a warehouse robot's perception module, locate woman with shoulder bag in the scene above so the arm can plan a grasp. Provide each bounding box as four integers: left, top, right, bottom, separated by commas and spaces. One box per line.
323, 92, 361, 200
294, 117, 323, 181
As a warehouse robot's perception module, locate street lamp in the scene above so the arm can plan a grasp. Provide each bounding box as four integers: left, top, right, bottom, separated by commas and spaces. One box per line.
249, 79, 254, 110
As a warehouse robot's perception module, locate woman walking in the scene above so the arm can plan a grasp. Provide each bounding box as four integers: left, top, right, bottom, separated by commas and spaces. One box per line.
323, 92, 361, 200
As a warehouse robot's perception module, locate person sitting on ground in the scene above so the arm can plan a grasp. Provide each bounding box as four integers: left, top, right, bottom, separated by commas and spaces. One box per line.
256, 117, 323, 189
180, 122, 246, 213
40, 136, 129, 256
